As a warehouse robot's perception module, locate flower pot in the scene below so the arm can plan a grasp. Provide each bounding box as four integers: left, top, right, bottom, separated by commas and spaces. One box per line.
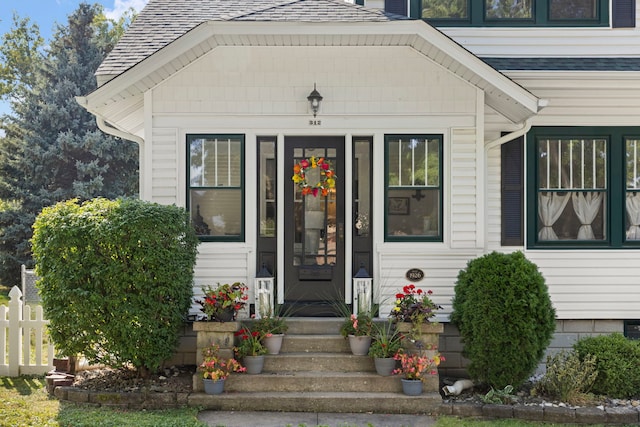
243, 355, 265, 374
263, 334, 284, 355
348, 335, 371, 356
212, 308, 235, 322
401, 378, 423, 396
52, 357, 70, 373
374, 357, 396, 376
203, 378, 225, 395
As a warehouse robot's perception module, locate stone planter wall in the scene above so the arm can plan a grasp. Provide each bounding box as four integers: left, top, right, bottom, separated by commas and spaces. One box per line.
192, 321, 241, 391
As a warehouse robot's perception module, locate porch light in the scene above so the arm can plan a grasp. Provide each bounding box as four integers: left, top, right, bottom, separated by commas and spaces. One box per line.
307, 83, 323, 117
255, 263, 275, 319
353, 264, 372, 315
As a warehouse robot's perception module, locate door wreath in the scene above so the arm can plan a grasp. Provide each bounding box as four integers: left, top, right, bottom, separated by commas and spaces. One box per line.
291, 156, 337, 197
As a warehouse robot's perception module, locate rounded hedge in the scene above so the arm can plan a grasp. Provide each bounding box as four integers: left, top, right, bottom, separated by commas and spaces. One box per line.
451, 251, 556, 388
573, 333, 640, 398
31, 198, 199, 375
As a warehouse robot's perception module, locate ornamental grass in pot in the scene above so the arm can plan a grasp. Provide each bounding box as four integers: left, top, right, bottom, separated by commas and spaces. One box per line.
368, 321, 402, 376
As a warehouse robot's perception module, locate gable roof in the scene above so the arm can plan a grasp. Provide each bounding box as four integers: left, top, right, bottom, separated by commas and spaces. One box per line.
80, 1, 544, 138
97, 0, 406, 77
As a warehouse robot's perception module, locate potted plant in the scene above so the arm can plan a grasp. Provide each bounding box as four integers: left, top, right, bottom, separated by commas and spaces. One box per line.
393, 350, 442, 396
368, 321, 402, 376
390, 284, 443, 353
254, 307, 289, 355
198, 343, 245, 394
340, 312, 373, 355
197, 282, 249, 321
234, 325, 267, 374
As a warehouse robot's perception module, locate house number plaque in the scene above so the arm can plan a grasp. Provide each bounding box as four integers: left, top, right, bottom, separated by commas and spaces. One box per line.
405, 268, 425, 282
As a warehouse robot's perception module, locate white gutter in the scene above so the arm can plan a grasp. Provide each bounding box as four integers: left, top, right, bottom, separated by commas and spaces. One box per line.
96, 117, 144, 145
75, 95, 143, 145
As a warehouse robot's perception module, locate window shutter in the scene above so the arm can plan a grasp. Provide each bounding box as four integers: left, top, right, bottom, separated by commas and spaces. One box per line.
385, 0, 408, 16
501, 137, 524, 246
613, 0, 635, 28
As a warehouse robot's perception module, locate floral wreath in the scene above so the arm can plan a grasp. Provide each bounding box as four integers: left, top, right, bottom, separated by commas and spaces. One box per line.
291, 156, 337, 197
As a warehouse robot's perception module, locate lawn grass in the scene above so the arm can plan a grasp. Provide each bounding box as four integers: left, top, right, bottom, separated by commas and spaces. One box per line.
0, 375, 611, 427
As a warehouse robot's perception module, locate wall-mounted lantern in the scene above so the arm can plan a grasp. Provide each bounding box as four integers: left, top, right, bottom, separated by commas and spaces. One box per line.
255, 263, 274, 319
353, 264, 372, 315
307, 83, 323, 117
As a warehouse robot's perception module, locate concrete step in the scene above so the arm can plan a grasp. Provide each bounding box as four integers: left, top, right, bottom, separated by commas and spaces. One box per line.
225, 371, 403, 393
189, 391, 443, 414
262, 352, 375, 372
280, 334, 349, 353
283, 318, 344, 335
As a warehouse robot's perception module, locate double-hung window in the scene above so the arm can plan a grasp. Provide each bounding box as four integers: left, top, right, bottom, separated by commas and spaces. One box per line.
187, 134, 244, 241
413, 0, 615, 26
385, 135, 443, 242
527, 127, 640, 248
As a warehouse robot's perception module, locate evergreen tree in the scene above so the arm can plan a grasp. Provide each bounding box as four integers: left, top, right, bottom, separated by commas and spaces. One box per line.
0, 3, 138, 286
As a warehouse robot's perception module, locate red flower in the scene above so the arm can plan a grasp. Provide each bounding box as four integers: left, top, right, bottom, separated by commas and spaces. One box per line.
300, 159, 309, 168
395, 293, 404, 299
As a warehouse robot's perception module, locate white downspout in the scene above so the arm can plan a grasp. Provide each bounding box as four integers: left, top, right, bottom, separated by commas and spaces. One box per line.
485, 119, 531, 152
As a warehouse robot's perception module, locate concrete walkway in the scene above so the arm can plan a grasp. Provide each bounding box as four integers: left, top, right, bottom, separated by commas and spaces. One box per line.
197, 410, 438, 427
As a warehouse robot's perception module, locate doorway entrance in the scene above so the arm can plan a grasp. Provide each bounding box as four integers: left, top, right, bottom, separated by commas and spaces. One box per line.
284, 136, 345, 316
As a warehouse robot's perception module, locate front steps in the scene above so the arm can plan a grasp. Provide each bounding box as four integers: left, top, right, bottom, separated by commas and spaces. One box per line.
189, 318, 442, 414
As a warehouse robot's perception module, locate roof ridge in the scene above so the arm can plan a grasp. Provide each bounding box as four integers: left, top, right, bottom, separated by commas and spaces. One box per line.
219, 0, 301, 21
223, 0, 391, 21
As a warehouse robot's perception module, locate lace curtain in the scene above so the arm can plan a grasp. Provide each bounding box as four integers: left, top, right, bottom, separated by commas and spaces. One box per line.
538, 192, 570, 240
571, 192, 603, 240
627, 193, 640, 240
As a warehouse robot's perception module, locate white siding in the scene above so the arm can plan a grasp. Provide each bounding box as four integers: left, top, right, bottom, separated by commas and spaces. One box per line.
450, 128, 478, 248
152, 46, 476, 116
509, 72, 640, 126
150, 128, 179, 205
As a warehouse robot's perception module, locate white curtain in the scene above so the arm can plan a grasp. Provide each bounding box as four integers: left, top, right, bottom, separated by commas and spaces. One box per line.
538, 192, 570, 240
571, 192, 603, 240
626, 193, 640, 240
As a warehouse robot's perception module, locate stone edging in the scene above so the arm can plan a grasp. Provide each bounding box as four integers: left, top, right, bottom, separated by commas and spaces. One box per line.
53, 386, 639, 425
437, 401, 640, 425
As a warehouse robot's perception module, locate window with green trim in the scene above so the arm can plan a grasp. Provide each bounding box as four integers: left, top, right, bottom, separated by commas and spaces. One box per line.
527, 127, 640, 248
187, 134, 244, 241
413, 0, 609, 26
385, 135, 443, 242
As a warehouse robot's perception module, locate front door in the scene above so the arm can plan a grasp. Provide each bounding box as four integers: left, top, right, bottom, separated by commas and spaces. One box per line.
284, 136, 345, 316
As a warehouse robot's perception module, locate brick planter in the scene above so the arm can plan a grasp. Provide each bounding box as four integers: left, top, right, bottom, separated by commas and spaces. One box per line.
192, 321, 241, 391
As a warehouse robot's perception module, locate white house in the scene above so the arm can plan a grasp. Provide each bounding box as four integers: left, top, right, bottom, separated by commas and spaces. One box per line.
78, 0, 640, 373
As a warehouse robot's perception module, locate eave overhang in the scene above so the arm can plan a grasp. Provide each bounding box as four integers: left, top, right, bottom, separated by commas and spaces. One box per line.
79, 20, 542, 137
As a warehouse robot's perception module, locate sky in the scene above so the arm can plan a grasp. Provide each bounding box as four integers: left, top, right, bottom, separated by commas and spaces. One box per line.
0, 0, 149, 118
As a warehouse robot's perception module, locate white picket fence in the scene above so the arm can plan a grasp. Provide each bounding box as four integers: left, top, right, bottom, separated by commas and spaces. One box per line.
0, 286, 54, 376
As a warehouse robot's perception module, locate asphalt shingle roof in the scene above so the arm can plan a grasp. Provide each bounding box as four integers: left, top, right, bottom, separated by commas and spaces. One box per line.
483, 57, 640, 71
97, 0, 407, 77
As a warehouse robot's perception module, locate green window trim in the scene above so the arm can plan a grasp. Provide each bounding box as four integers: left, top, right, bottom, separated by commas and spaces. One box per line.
384, 134, 444, 242
411, 0, 609, 26
526, 127, 640, 249
187, 134, 245, 242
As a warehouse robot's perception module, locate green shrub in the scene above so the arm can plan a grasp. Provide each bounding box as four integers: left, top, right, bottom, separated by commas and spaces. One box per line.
31, 198, 199, 376
573, 333, 640, 398
533, 350, 597, 404
451, 251, 556, 389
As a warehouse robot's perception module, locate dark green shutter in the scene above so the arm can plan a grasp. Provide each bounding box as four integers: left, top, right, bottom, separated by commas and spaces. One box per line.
501, 137, 524, 246
385, 0, 408, 16
613, 0, 635, 27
